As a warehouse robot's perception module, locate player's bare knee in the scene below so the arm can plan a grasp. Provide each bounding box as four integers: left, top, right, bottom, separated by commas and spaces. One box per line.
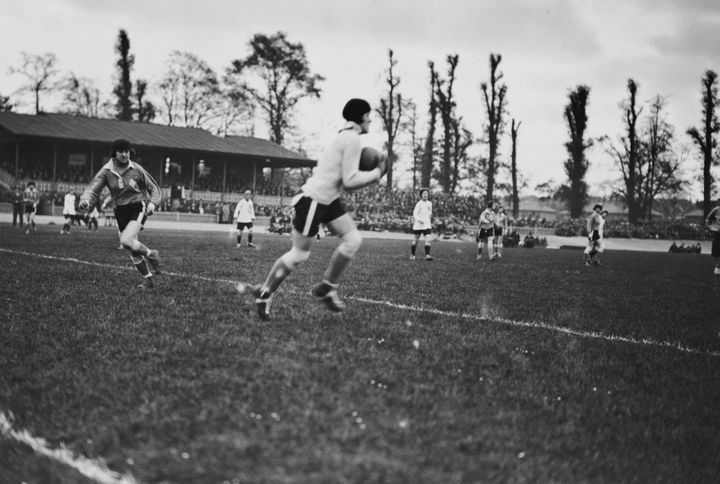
338, 229, 362, 258
280, 247, 310, 269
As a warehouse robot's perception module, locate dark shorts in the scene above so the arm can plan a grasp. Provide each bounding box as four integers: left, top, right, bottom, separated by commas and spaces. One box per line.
292, 195, 346, 237
494, 227, 503, 237
414, 228, 432, 236
114, 202, 148, 232
476, 227, 493, 241
25, 204, 35, 214
590, 230, 600, 242
236, 222, 253, 231
713, 231, 720, 258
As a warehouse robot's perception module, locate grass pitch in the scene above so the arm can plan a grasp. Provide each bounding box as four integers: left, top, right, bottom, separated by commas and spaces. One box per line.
1, 224, 719, 483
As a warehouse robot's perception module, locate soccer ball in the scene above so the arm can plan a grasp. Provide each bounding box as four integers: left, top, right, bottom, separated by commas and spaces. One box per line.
359, 147, 381, 171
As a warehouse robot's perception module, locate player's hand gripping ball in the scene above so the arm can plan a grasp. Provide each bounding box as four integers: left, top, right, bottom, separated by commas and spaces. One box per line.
359, 146, 382, 171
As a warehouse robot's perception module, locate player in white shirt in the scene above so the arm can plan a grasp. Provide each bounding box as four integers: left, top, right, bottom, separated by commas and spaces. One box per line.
493, 205, 508, 259
476, 200, 496, 261
584, 204, 604, 266
410, 188, 434, 261
61, 191, 76, 234
233, 190, 256, 248
246, 99, 386, 320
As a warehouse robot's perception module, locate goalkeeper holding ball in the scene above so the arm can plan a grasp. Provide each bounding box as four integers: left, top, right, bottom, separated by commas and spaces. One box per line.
79, 139, 163, 288
246, 98, 386, 320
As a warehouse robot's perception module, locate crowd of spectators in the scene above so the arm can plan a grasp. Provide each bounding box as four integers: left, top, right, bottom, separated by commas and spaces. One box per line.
668, 241, 702, 254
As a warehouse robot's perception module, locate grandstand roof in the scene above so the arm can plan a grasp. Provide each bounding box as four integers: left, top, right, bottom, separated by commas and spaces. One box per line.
0, 111, 314, 167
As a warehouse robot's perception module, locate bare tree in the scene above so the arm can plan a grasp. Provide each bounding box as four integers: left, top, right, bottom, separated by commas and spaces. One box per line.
376, 49, 404, 190
8, 52, 60, 114
420, 61, 438, 188
61, 74, 101, 117
435, 54, 459, 192
605, 79, 643, 222
480, 53, 507, 202
563, 85, 592, 218
510, 119, 521, 219
157, 51, 220, 129
227, 31, 324, 147
641, 96, 685, 219
113, 30, 134, 121
449, 118, 473, 193
406, 102, 423, 191
687, 69, 719, 218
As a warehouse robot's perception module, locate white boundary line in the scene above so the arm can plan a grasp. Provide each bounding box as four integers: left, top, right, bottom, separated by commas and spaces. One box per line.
0, 412, 136, 484
2, 246, 718, 359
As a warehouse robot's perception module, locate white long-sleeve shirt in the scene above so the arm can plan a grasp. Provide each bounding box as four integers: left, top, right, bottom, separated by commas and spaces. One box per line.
233, 199, 255, 223
63, 193, 76, 215
301, 122, 381, 204
413, 200, 432, 230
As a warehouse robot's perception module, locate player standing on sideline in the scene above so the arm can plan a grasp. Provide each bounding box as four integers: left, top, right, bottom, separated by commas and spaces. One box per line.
245, 98, 386, 320
23, 181, 40, 234
493, 205, 508, 259
592, 209, 609, 266
584, 204, 604, 266
60, 191, 76, 234
12, 184, 24, 228
233, 190, 256, 248
79, 139, 162, 289
476, 200, 495, 260
705, 204, 720, 275
410, 188, 433, 261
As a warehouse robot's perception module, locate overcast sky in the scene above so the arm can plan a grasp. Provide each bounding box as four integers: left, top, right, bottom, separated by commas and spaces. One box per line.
1, 0, 719, 197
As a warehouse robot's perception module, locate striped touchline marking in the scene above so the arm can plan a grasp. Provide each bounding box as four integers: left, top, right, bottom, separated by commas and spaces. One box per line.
3, 247, 720, 362
0, 412, 136, 484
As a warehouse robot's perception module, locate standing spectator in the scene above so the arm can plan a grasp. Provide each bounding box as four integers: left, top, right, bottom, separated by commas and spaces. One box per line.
23, 181, 40, 234
233, 190, 256, 248
60, 191, 76, 234
584, 204, 604, 266
410, 188, 434, 261
79, 139, 162, 289
246, 98, 386, 320
12, 184, 24, 227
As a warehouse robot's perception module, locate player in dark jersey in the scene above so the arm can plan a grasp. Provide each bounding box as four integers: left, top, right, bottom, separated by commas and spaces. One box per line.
79, 139, 163, 288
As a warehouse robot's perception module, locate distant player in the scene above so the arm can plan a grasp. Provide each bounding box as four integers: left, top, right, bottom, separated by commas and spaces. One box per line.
23, 181, 40, 234
493, 205, 508, 259
79, 139, 162, 289
60, 191, 76, 234
705, 204, 720, 275
476, 200, 495, 260
246, 98, 386, 320
410, 188, 433, 261
233, 190, 256, 248
584, 204, 604, 266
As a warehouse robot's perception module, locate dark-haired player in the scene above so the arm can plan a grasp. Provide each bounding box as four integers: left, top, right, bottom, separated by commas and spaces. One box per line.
79, 139, 162, 288
23, 181, 39, 234
246, 98, 386, 320
410, 188, 433, 261
493, 205, 508, 259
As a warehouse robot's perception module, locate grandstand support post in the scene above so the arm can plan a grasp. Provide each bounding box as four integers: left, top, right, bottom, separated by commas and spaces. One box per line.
89, 146, 95, 178
14, 141, 19, 178
191, 158, 196, 194
52, 144, 57, 192
252, 160, 257, 194
222, 159, 227, 203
